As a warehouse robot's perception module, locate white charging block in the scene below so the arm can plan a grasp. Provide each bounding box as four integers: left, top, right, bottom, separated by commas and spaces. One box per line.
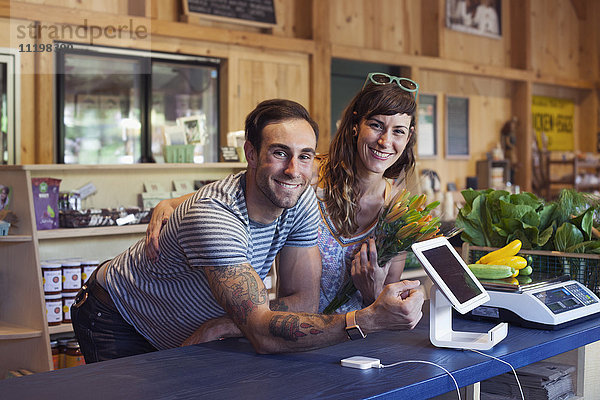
340, 356, 381, 369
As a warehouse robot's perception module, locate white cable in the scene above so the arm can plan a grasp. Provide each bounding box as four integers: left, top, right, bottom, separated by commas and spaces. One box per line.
467, 349, 525, 400
379, 359, 461, 400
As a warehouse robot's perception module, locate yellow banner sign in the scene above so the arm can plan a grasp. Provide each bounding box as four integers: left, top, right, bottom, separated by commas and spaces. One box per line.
532, 95, 574, 151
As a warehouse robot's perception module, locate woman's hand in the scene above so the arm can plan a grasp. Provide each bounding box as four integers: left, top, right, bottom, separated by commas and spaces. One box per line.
144, 199, 176, 261
144, 193, 194, 261
351, 237, 391, 305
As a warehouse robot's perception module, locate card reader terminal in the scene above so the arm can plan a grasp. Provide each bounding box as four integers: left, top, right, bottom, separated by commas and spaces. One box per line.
467, 280, 600, 330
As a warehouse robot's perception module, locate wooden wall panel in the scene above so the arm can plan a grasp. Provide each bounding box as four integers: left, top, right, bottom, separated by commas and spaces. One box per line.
328, 0, 421, 55
439, 1, 509, 67
271, 0, 312, 39
530, 0, 581, 78
578, 0, 599, 81
22, 0, 127, 14
416, 70, 512, 190
232, 53, 310, 133
148, 0, 179, 20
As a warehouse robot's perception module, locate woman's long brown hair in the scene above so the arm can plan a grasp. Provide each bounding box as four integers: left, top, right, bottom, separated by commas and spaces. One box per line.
319, 83, 417, 237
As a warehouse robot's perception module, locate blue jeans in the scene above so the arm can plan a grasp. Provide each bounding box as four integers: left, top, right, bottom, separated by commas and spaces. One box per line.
71, 267, 157, 363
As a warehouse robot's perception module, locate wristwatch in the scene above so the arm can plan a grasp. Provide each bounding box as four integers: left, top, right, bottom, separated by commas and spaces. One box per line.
345, 310, 366, 340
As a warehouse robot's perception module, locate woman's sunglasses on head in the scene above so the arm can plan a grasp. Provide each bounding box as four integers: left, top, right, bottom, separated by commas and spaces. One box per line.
362, 72, 419, 99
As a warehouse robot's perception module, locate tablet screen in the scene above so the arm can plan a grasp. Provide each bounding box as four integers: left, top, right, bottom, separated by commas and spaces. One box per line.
422, 245, 483, 303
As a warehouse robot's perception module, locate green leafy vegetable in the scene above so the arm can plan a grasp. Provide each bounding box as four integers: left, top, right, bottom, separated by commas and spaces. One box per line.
456, 188, 600, 254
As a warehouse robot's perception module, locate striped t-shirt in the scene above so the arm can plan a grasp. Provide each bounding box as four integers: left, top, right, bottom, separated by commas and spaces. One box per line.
105, 172, 319, 349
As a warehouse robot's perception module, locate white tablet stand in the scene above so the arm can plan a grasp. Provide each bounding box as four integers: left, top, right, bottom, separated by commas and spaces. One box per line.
430, 286, 508, 350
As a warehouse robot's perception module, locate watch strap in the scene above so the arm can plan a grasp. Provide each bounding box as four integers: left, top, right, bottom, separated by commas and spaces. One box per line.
345, 310, 366, 340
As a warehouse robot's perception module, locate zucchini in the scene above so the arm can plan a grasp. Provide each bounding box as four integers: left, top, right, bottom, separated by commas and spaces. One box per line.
526, 255, 534, 266
468, 264, 515, 280
520, 265, 533, 276
476, 239, 522, 264
519, 276, 533, 284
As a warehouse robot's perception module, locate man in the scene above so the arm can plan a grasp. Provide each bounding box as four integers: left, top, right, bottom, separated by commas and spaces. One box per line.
71, 99, 423, 362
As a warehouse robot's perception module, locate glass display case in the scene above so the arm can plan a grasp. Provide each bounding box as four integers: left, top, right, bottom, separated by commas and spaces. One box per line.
56, 44, 220, 164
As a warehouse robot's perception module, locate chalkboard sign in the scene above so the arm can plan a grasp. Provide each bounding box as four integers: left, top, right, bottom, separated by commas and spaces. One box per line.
182, 0, 277, 27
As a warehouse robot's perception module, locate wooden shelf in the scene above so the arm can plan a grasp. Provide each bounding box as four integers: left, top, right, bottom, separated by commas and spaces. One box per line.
0, 164, 242, 374
38, 224, 148, 240
48, 324, 74, 335
0, 323, 43, 340
0, 235, 33, 243
545, 157, 600, 199
1, 163, 247, 172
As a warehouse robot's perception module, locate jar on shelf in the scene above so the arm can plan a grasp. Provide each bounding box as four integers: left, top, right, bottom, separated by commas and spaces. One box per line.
81, 260, 99, 285
62, 292, 77, 323
58, 338, 72, 369
51, 340, 59, 370
44, 293, 62, 326
41, 262, 62, 294
61, 260, 82, 292
65, 340, 85, 368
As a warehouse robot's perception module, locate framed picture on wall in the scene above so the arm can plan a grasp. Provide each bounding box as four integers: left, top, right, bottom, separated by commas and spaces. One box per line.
177, 115, 207, 145
417, 94, 437, 157
446, 96, 469, 158
446, 0, 502, 39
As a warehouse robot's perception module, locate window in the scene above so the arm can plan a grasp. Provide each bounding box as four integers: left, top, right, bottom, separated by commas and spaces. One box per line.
56, 44, 220, 164
0, 48, 20, 165
446, 96, 469, 157
417, 94, 437, 157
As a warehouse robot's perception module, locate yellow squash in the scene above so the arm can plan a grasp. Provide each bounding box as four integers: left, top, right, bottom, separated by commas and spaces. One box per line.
476, 239, 522, 264
488, 255, 528, 270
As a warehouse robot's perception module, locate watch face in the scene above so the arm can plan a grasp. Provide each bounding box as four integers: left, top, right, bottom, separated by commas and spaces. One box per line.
346, 326, 366, 340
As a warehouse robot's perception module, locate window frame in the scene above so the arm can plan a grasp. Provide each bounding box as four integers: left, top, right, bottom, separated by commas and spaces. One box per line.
55, 43, 221, 164
0, 48, 20, 164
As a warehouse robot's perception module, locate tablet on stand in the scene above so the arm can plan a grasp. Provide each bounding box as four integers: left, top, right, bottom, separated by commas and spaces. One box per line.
412, 237, 508, 350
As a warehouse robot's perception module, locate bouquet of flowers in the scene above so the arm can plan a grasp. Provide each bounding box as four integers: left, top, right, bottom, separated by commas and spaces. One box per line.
323, 190, 441, 314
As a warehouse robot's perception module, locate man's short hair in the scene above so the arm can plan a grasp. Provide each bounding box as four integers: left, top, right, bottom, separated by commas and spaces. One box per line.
245, 99, 319, 152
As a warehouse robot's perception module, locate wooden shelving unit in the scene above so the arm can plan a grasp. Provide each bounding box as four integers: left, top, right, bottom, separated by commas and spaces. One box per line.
545, 158, 600, 199
0, 163, 245, 377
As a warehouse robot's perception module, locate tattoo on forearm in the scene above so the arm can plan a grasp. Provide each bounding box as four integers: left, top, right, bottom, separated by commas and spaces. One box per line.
207, 264, 268, 325
269, 314, 324, 341
269, 299, 289, 312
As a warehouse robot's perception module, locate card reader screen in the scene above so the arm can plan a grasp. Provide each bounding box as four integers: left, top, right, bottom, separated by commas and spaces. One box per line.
423, 246, 483, 303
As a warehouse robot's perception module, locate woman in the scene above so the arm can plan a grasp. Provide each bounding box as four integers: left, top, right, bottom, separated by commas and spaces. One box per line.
146, 72, 419, 314
315, 73, 418, 312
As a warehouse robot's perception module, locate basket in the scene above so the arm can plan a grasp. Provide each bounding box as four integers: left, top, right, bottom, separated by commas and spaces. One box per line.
59, 208, 151, 228
462, 243, 600, 297
164, 144, 195, 163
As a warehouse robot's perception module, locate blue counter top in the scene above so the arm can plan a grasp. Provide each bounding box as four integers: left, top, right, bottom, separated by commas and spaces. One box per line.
2, 304, 600, 399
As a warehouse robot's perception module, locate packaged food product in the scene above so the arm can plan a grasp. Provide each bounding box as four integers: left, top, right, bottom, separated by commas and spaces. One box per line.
31, 177, 61, 230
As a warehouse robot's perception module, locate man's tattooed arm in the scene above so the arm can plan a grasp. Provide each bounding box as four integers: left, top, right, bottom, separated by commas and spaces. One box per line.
206, 264, 268, 326
268, 314, 334, 341
269, 299, 289, 311
204, 263, 349, 353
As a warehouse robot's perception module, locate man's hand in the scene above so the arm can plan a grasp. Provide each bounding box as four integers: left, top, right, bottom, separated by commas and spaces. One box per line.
181, 316, 242, 346
359, 280, 424, 333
